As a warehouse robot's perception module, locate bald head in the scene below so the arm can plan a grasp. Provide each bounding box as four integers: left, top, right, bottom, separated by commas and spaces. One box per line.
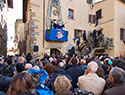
58, 62, 64, 68
87, 61, 98, 73
25, 64, 32, 71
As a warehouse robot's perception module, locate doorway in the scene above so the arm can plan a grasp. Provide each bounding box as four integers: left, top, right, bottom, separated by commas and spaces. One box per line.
50, 48, 61, 56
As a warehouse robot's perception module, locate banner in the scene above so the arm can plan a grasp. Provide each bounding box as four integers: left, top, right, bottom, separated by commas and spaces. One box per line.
45, 28, 68, 42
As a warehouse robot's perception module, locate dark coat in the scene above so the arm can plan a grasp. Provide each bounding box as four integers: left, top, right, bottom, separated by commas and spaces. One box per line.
66, 65, 84, 89
0, 74, 13, 93
1, 64, 15, 77
16, 63, 25, 73
102, 84, 125, 95
44, 68, 72, 93
0, 91, 6, 95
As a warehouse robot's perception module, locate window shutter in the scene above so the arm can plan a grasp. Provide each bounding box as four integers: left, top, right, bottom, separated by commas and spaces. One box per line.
120, 28, 125, 40
89, 15, 95, 23
89, 15, 91, 23
96, 9, 102, 20
74, 29, 77, 38
120, 28, 123, 40
123, 29, 125, 40
93, 15, 96, 23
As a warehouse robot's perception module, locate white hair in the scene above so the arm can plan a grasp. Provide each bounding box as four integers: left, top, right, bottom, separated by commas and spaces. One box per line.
87, 61, 98, 72
18, 57, 25, 63
32, 65, 40, 71
49, 57, 53, 62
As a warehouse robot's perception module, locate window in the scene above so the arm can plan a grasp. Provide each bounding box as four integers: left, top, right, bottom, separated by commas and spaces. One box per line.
120, 0, 125, 3
68, 9, 74, 19
7, 0, 13, 8
120, 28, 125, 40
96, 9, 102, 20
74, 29, 82, 38
89, 14, 96, 23
87, 0, 93, 4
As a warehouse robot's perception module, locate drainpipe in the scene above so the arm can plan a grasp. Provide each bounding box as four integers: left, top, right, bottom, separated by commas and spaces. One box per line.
43, 0, 45, 48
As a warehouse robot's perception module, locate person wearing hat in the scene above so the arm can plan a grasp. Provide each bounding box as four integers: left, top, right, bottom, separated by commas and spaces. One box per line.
28, 69, 54, 95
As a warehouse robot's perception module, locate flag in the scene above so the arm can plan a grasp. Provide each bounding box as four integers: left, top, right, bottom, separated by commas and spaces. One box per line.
95, 19, 98, 27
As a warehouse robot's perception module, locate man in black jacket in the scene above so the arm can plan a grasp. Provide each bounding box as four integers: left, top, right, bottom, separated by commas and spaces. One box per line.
66, 57, 84, 89
0, 74, 13, 93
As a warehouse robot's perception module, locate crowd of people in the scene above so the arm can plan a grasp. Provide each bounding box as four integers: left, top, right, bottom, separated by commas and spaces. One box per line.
0, 53, 125, 95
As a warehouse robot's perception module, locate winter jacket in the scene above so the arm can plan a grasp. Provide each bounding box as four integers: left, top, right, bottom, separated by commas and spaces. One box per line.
0, 74, 13, 93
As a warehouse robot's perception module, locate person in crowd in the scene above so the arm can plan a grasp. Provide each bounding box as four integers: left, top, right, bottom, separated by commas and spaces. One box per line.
44, 62, 72, 93
54, 76, 73, 95
44, 63, 54, 76
35, 57, 43, 69
42, 54, 49, 66
23, 63, 33, 73
0, 74, 13, 93
78, 61, 105, 95
52, 58, 57, 66
21, 53, 26, 58
32, 65, 40, 71
83, 30, 87, 43
7, 72, 36, 95
103, 67, 125, 95
26, 53, 32, 63
0, 91, 6, 95
79, 59, 87, 70
1, 57, 16, 77
12, 56, 18, 66
102, 58, 112, 79
65, 54, 72, 70
112, 59, 125, 70
92, 30, 97, 47
18, 56, 25, 64
16, 57, 25, 73
96, 67, 105, 79
0, 58, 5, 73
18, 92, 34, 95
63, 54, 69, 65
67, 57, 84, 89
28, 69, 54, 95
49, 57, 53, 63
0, 58, 4, 68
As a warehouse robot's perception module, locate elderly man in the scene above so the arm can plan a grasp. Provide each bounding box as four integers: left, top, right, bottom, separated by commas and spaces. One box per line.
25, 64, 32, 71
77, 61, 105, 95
103, 67, 125, 95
